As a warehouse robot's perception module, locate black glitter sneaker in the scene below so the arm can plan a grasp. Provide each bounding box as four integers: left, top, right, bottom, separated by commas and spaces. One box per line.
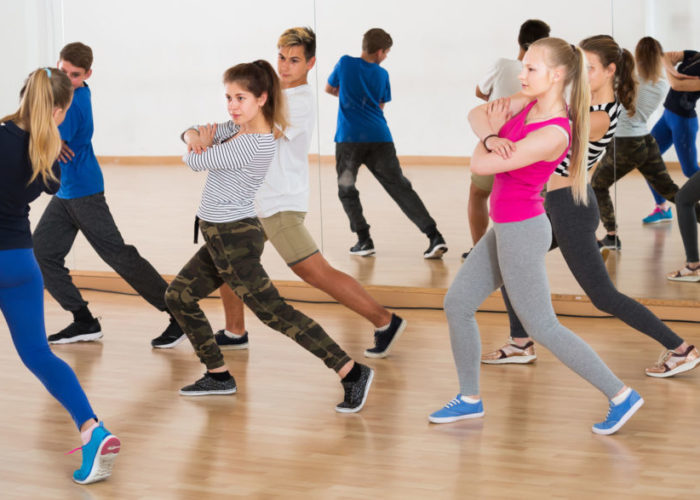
179, 373, 237, 396
364, 314, 407, 358
214, 330, 249, 350
335, 363, 374, 413
48, 318, 102, 344
349, 238, 375, 256
151, 318, 186, 349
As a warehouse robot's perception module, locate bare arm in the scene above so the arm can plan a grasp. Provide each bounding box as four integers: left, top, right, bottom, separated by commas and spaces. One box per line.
668, 74, 700, 92
475, 85, 490, 102
467, 92, 531, 140
325, 83, 339, 97
470, 126, 568, 175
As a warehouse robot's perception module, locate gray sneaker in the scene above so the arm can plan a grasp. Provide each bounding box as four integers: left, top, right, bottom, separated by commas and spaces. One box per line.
179, 373, 237, 396
335, 363, 374, 413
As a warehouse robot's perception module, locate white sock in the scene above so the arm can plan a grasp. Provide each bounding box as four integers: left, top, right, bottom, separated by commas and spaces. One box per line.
375, 319, 392, 332
224, 330, 244, 339
460, 395, 480, 404
80, 421, 99, 445
611, 387, 631, 406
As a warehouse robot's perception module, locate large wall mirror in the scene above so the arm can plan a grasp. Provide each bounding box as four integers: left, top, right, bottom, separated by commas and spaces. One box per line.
9, 1, 698, 305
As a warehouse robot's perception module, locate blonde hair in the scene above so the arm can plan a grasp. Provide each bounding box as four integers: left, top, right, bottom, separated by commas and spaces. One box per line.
531, 37, 591, 205
223, 60, 288, 133
278, 27, 316, 60
1, 68, 73, 186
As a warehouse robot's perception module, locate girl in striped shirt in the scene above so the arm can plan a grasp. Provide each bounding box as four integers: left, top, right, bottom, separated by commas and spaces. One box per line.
166, 61, 374, 412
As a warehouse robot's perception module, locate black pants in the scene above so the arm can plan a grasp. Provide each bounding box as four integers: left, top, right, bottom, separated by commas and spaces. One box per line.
504, 185, 683, 350
335, 142, 437, 235
678, 171, 700, 262
33, 193, 169, 312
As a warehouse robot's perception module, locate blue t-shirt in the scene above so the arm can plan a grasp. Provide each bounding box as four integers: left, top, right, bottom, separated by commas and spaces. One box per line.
0, 120, 61, 249
327, 55, 393, 143
56, 84, 104, 199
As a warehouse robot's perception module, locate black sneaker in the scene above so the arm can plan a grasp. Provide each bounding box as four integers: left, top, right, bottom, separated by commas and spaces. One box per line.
214, 330, 249, 350
335, 363, 374, 413
151, 318, 186, 349
461, 249, 471, 262
179, 373, 237, 396
424, 234, 448, 259
349, 238, 375, 256
364, 314, 407, 358
48, 318, 102, 344
598, 234, 621, 251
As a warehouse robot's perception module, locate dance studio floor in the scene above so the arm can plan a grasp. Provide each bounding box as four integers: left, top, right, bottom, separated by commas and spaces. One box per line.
1, 291, 699, 498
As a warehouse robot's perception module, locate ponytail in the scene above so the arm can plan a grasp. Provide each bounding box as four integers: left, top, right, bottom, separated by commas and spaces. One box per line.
1, 68, 73, 186
568, 46, 591, 205
617, 48, 637, 116
223, 60, 288, 133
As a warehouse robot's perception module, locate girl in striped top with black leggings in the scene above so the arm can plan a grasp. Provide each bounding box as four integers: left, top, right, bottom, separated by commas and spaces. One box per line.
166, 61, 374, 412
483, 35, 700, 378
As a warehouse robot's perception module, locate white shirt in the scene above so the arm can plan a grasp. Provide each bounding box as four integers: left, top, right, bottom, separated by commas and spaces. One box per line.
478, 58, 523, 101
255, 84, 315, 218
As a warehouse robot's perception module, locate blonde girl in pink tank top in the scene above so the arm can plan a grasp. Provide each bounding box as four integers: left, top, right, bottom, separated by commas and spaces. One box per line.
430, 38, 642, 435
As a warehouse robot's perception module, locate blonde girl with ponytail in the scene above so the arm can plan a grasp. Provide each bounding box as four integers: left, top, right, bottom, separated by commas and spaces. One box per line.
432, 38, 642, 435
0, 68, 120, 484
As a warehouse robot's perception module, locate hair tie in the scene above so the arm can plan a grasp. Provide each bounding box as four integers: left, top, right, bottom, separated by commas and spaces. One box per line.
44, 67, 52, 78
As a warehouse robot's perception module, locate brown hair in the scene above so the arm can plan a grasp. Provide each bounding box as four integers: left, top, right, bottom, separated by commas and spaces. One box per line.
278, 27, 316, 60
580, 35, 637, 117
59, 42, 93, 71
1, 68, 73, 186
635, 37, 664, 82
223, 60, 288, 132
362, 28, 393, 54
531, 37, 591, 205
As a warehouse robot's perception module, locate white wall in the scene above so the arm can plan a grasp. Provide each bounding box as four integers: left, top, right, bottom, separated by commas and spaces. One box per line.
2, 0, 698, 160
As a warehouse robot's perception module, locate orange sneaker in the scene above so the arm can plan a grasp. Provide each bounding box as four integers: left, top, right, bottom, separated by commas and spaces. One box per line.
645, 345, 700, 378
481, 338, 536, 364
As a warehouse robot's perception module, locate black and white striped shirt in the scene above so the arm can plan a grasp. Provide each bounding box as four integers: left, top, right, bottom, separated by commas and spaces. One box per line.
183, 121, 276, 223
554, 101, 621, 177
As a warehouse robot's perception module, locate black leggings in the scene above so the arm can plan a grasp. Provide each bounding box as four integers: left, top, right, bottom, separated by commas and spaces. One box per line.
504, 185, 683, 350
678, 170, 700, 263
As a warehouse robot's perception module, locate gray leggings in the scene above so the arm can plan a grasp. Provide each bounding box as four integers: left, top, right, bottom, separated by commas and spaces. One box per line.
444, 213, 624, 399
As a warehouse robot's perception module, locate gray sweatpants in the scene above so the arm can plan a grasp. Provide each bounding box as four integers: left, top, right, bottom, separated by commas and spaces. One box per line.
444, 213, 624, 399
33, 193, 169, 313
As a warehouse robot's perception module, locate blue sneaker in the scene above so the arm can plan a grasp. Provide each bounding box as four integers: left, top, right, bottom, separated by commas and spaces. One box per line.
642, 206, 672, 224
592, 389, 644, 435
214, 329, 249, 350
429, 394, 484, 423
72, 422, 121, 484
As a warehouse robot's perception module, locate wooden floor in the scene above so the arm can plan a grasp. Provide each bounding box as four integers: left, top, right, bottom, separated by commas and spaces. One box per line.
27, 160, 700, 307
1, 291, 699, 498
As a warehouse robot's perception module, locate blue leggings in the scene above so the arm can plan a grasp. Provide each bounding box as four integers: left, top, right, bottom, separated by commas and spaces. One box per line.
648, 108, 699, 205
0, 248, 96, 429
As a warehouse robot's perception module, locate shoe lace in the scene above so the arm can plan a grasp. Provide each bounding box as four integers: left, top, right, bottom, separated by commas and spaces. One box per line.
65, 445, 83, 455
654, 349, 674, 368
444, 397, 462, 409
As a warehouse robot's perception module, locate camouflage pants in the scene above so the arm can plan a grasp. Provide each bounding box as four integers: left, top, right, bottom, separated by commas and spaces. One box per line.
591, 134, 700, 232
165, 218, 351, 372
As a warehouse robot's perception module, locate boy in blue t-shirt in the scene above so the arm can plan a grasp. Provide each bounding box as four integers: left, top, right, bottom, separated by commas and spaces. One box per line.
33, 42, 184, 347
326, 28, 446, 259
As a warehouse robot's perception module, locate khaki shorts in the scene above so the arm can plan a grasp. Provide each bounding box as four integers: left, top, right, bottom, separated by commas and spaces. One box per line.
471, 172, 494, 193
259, 211, 319, 266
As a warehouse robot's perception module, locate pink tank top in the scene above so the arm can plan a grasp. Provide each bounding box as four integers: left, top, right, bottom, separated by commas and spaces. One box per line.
489, 100, 571, 223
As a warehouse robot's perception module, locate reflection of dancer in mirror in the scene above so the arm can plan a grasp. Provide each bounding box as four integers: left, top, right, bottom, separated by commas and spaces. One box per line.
668, 171, 700, 281
642, 48, 700, 223
431, 38, 642, 435
484, 35, 699, 378
166, 60, 374, 412
31, 42, 184, 347
213, 28, 406, 359
0, 68, 119, 484
465, 19, 550, 261
592, 37, 700, 248
326, 28, 447, 259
